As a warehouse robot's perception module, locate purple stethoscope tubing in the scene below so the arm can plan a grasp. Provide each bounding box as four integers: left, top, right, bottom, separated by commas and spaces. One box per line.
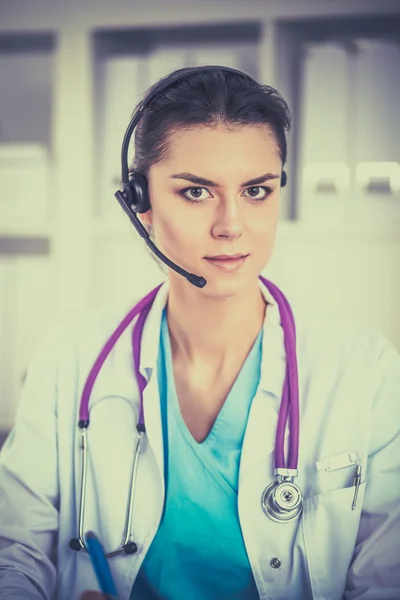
79, 283, 163, 424
78, 275, 299, 473
260, 275, 299, 471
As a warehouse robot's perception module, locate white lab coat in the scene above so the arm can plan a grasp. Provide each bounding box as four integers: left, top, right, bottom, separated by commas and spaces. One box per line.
0, 280, 399, 600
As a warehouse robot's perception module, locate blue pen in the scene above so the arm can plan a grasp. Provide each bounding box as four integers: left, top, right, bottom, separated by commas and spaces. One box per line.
85, 531, 118, 598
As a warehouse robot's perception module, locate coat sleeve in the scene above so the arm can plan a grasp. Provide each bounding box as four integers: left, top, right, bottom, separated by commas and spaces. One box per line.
0, 328, 63, 600
344, 335, 400, 600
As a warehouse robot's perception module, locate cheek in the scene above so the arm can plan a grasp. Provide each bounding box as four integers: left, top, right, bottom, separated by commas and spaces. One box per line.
252, 207, 278, 239
251, 216, 278, 264
154, 208, 203, 251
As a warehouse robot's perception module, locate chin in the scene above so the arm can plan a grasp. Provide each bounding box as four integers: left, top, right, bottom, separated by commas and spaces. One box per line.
199, 271, 258, 297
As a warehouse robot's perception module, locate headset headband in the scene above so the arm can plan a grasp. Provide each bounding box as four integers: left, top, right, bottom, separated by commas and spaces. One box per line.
120, 65, 261, 184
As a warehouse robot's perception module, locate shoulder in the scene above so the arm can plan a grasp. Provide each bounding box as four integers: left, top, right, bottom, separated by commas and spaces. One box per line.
294, 308, 396, 367
294, 309, 400, 413
292, 311, 400, 454
29, 299, 143, 376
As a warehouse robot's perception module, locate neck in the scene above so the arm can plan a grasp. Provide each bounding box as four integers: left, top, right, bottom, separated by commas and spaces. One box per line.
166, 278, 267, 373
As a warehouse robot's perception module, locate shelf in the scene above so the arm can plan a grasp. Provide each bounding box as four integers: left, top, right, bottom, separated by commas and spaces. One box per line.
0, 222, 54, 239
0, 222, 53, 256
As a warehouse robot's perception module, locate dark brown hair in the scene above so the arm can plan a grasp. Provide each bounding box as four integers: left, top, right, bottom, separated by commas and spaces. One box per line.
132, 67, 291, 175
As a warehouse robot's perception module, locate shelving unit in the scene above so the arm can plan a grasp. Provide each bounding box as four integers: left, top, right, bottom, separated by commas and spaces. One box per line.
1, 0, 400, 431
0, 31, 56, 430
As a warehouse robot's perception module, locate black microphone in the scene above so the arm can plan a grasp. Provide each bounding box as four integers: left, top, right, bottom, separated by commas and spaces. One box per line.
115, 190, 207, 288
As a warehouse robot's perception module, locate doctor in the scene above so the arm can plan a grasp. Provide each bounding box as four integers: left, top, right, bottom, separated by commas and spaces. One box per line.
0, 66, 400, 600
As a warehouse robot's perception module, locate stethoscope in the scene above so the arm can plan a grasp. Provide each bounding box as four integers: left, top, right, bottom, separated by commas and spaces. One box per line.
69, 65, 299, 556
69, 274, 302, 557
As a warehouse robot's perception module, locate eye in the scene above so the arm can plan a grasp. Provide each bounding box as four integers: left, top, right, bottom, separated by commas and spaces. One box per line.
178, 187, 213, 203
242, 186, 272, 201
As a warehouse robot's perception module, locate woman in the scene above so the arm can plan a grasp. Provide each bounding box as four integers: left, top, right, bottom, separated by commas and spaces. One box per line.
0, 67, 399, 600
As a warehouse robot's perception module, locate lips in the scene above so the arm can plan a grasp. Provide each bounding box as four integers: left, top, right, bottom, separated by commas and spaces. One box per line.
205, 254, 247, 260
203, 254, 249, 271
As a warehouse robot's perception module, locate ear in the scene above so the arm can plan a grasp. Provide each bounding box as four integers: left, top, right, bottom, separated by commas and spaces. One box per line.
137, 208, 152, 228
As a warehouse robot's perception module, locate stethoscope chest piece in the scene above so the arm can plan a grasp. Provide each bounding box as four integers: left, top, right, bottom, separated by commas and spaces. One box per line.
261, 479, 303, 523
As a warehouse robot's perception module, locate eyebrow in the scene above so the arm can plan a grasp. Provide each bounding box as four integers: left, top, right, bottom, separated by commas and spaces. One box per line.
169, 172, 280, 187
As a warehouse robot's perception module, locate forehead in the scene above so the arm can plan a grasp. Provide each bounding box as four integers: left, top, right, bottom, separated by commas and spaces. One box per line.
158, 124, 281, 174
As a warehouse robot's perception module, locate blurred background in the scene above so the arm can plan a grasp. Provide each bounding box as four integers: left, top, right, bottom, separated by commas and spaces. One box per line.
0, 0, 400, 443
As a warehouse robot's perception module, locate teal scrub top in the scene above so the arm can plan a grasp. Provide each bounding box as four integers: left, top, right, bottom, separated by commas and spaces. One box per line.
131, 308, 263, 599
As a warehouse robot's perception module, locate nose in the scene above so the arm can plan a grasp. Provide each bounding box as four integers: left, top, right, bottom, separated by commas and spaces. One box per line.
211, 197, 243, 240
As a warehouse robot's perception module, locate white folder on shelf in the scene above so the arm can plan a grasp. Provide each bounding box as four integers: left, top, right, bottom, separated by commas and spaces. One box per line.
353, 40, 400, 223
0, 143, 49, 223
298, 43, 350, 226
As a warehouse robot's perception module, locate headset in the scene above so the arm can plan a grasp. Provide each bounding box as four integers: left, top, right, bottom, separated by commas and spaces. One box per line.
114, 65, 288, 289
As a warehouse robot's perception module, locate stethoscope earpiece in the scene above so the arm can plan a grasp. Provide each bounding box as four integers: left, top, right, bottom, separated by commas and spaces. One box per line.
68, 537, 138, 555
69, 537, 83, 551
123, 541, 138, 554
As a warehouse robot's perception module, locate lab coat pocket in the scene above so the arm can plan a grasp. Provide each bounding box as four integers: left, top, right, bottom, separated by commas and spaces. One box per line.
302, 479, 367, 600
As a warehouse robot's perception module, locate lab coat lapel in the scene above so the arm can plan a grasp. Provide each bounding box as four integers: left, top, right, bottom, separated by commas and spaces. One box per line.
138, 281, 170, 479
239, 293, 289, 480
239, 389, 291, 484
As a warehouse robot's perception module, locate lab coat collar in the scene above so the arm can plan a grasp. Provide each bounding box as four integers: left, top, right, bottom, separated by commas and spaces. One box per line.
139, 277, 287, 401
139, 279, 169, 383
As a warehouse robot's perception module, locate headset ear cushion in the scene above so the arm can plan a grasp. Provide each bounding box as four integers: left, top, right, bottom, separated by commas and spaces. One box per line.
128, 172, 150, 213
